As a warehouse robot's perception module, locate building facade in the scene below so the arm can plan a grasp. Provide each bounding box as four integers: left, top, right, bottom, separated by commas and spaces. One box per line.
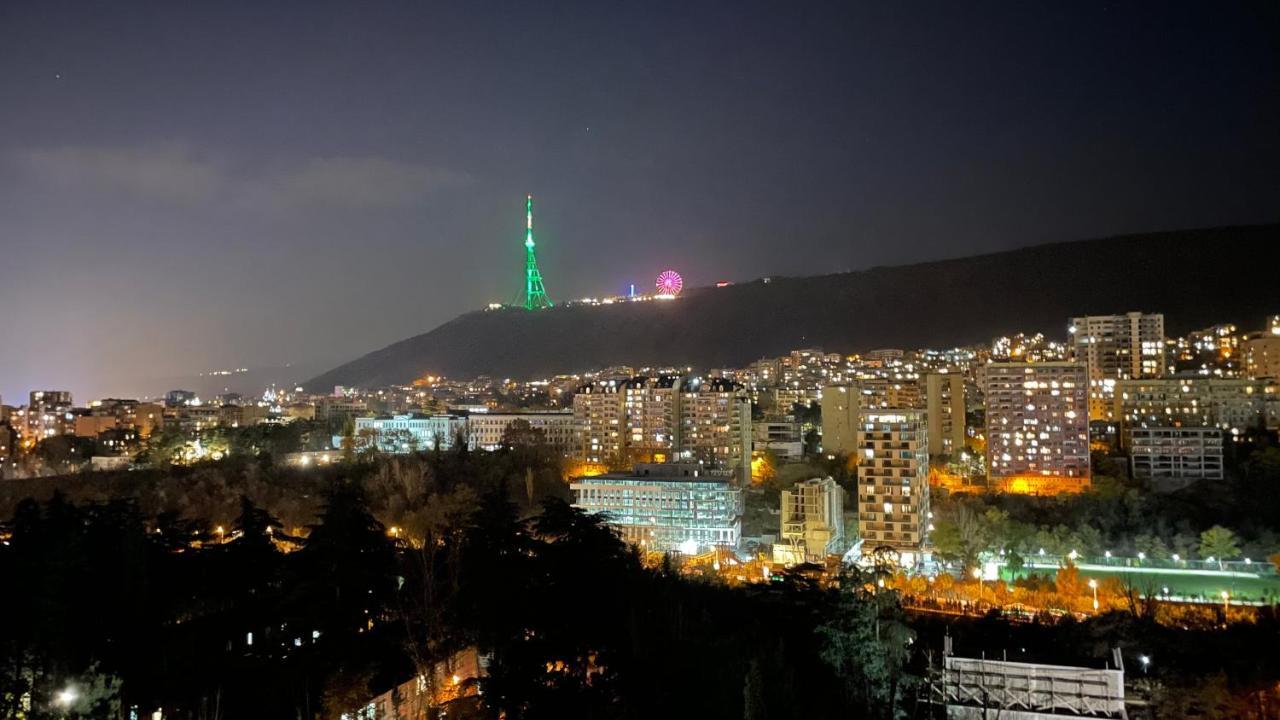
1244, 329, 1280, 380
856, 409, 930, 560
349, 414, 465, 452
1129, 427, 1224, 488
984, 362, 1090, 493
677, 377, 752, 479
1113, 376, 1266, 444
23, 390, 75, 445
753, 417, 804, 460
573, 380, 624, 464
464, 410, 576, 454
570, 463, 743, 552
923, 372, 966, 457
775, 477, 845, 564
1069, 312, 1165, 420
572, 376, 751, 481
820, 383, 861, 455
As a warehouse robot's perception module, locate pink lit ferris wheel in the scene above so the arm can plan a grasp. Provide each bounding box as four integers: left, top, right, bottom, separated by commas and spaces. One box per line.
655, 270, 684, 296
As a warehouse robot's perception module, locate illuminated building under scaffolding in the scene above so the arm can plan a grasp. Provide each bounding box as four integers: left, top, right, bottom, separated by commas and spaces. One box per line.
570, 463, 742, 553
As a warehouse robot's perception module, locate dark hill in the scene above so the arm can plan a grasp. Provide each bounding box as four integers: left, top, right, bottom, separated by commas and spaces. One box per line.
306, 225, 1277, 390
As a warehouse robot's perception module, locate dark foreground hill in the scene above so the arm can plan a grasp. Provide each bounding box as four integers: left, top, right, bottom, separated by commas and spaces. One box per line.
307, 225, 1277, 390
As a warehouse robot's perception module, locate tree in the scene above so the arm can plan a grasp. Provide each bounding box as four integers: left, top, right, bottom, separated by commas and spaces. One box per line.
817, 567, 916, 719
340, 415, 357, 462
931, 503, 987, 572
34, 435, 96, 472
291, 480, 398, 639
1134, 533, 1169, 560
1199, 526, 1241, 569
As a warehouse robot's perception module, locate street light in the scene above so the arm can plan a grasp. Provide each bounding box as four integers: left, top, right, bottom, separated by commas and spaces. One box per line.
972, 567, 983, 602
1221, 590, 1230, 613
55, 685, 77, 708
1139, 655, 1150, 675
1137, 551, 1146, 562
1088, 578, 1099, 610
1171, 553, 1180, 562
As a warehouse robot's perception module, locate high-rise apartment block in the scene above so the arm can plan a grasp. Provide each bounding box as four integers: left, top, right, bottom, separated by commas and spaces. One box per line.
573, 380, 624, 463
923, 372, 966, 457
984, 362, 1090, 493
572, 376, 751, 481
856, 409, 930, 561
678, 377, 752, 476
1069, 312, 1165, 420
1243, 317, 1280, 380
775, 477, 845, 564
23, 390, 75, 444
820, 384, 861, 455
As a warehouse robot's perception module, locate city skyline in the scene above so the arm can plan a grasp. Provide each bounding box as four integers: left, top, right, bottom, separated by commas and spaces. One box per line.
3, 1, 1278, 401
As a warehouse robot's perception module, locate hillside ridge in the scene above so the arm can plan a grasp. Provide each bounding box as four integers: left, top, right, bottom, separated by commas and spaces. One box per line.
306, 224, 1278, 390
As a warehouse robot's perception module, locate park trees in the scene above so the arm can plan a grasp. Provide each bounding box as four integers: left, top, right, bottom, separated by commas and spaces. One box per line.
1199, 526, 1241, 568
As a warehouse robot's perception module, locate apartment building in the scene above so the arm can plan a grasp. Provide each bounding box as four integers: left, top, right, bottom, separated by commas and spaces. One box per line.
984, 362, 1090, 493
1069, 312, 1165, 420
572, 376, 751, 481
856, 409, 930, 561
923, 372, 966, 457
1129, 427, 1224, 488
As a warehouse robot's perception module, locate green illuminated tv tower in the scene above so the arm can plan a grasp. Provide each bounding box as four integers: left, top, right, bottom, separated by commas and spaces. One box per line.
522, 193, 552, 309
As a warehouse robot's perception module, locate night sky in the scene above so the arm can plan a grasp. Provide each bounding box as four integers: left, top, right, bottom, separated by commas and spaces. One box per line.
2, 1, 1277, 402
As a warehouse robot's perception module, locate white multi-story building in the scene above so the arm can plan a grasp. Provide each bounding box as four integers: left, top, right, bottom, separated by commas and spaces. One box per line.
1069, 312, 1165, 420
570, 463, 742, 552
1129, 427, 1224, 488
856, 409, 930, 560
775, 477, 845, 564
346, 413, 465, 452
984, 362, 1090, 493
464, 410, 576, 454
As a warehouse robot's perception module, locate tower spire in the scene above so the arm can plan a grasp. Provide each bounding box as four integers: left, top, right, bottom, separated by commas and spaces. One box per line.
523, 194, 552, 309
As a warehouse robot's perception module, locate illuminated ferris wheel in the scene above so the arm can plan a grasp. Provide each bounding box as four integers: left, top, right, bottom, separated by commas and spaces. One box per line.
655, 270, 684, 296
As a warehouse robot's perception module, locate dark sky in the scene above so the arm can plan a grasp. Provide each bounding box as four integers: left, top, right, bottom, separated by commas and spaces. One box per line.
2, 1, 1277, 402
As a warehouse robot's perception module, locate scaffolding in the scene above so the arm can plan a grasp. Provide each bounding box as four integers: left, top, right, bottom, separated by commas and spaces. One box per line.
929, 640, 1127, 719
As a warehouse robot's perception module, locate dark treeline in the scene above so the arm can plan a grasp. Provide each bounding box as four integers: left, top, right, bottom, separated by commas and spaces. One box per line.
4, 439, 1280, 718
0, 442, 911, 719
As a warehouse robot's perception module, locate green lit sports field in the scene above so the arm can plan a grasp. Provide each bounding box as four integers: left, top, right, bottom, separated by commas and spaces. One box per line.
1004, 565, 1280, 604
